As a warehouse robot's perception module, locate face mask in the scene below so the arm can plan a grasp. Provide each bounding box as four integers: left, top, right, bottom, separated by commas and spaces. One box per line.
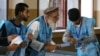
47, 19, 56, 30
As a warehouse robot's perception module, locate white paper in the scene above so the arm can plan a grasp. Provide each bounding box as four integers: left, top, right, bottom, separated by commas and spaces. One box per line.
60, 42, 70, 48
7, 36, 23, 56
30, 39, 44, 52
10, 36, 23, 45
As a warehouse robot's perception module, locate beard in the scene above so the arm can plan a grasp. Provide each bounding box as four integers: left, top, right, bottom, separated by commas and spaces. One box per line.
21, 15, 28, 22
47, 19, 56, 30
23, 17, 28, 21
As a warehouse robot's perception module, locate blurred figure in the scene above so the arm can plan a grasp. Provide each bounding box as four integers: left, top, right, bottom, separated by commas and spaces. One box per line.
0, 3, 30, 56
62, 8, 100, 56
26, 7, 59, 56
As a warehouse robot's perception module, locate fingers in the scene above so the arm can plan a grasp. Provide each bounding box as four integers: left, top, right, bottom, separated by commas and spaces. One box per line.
45, 44, 57, 52
69, 38, 77, 44
7, 44, 19, 51
28, 33, 34, 40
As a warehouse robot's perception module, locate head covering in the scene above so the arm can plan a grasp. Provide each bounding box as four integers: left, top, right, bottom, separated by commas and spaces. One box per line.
44, 7, 59, 15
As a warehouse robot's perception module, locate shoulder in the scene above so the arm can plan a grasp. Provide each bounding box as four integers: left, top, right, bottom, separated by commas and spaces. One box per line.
0, 20, 5, 29
67, 19, 73, 29
30, 21, 40, 27
84, 17, 95, 25
27, 16, 43, 27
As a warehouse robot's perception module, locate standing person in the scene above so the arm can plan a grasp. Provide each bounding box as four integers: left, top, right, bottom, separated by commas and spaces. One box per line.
26, 7, 59, 56
62, 8, 100, 56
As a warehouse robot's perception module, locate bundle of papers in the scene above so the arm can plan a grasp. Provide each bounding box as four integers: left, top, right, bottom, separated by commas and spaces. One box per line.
10, 36, 23, 45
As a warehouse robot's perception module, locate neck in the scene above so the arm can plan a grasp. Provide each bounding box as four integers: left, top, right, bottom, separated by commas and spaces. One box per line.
14, 16, 22, 26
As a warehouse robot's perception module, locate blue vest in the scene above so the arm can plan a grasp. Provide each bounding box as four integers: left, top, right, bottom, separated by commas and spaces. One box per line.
0, 20, 27, 56
27, 16, 52, 56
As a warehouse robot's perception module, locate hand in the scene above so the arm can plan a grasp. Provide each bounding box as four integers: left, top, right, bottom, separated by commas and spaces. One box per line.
7, 44, 19, 51
7, 34, 17, 42
20, 41, 27, 48
68, 37, 77, 44
56, 44, 62, 49
44, 44, 57, 52
27, 33, 34, 40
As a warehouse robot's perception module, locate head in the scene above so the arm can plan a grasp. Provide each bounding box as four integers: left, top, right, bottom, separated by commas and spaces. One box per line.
15, 3, 29, 21
44, 7, 59, 30
68, 8, 81, 25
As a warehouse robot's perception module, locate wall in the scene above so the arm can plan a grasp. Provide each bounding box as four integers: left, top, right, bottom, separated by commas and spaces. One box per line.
94, 0, 100, 27
81, 0, 93, 18
8, 0, 38, 25
24, 0, 38, 25
0, 0, 7, 20
39, 0, 49, 15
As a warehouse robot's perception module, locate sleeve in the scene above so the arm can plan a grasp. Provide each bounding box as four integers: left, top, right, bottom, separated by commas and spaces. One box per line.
62, 29, 72, 43
62, 19, 72, 43
28, 21, 44, 52
81, 18, 96, 43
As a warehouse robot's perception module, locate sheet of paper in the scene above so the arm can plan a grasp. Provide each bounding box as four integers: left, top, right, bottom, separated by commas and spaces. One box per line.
7, 36, 23, 56
60, 42, 70, 48
10, 36, 23, 45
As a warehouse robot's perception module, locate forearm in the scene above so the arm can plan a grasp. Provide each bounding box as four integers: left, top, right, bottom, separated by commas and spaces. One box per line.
79, 35, 96, 44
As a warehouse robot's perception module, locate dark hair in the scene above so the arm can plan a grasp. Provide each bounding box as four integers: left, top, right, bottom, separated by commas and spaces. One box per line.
68, 8, 80, 21
44, 7, 59, 15
15, 3, 29, 16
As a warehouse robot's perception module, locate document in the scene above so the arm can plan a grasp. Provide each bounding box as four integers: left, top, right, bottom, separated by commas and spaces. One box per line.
7, 36, 23, 56
59, 42, 70, 48
10, 36, 23, 45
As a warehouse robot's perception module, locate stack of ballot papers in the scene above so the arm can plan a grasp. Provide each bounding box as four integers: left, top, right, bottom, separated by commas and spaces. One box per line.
7, 36, 23, 56
10, 36, 23, 45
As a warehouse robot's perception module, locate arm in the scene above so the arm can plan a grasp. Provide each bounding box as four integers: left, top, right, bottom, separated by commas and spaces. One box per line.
27, 21, 45, 52
0, 44, 19, 54
62, 28, 76, 45
0, 34, 17, 46
63, 19, 76, 44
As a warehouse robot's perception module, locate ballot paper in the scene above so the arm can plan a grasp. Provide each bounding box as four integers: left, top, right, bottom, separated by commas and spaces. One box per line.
7, 36, 23, 56
10, 36, 23, 45
59, 42, 70, 48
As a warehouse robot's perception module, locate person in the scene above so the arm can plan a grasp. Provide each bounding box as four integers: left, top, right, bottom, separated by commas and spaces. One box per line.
0, 3, 30, 56
26, 7, 59, 56
62, 8, 100, 56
